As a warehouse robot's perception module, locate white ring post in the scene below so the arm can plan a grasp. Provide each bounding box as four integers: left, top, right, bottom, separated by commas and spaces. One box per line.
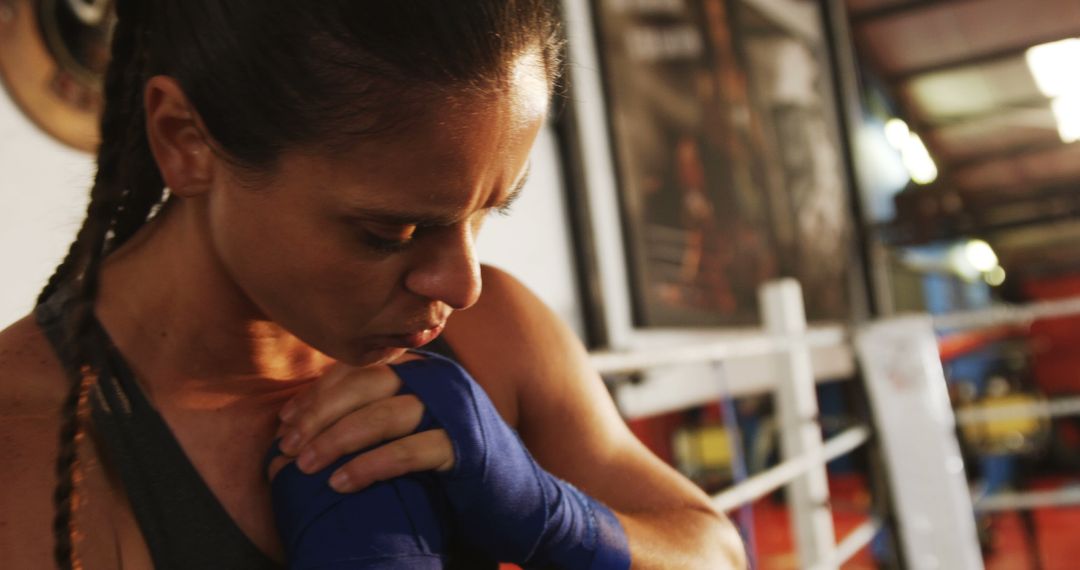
760, 279, 837, 569
855, 316, 983, 570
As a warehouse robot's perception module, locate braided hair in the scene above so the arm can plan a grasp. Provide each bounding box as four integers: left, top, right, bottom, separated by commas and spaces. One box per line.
39, 2, 564, 568
43, 1, 164, 566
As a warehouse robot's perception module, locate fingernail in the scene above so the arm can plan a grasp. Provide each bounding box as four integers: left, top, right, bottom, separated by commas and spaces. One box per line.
281, 431, 301, 455
329, 471, 351, 492
297, 449, 317, 472
279, 400, 297, 422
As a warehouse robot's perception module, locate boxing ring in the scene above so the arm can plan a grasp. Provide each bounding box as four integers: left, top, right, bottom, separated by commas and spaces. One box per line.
590, 280, 1080, 570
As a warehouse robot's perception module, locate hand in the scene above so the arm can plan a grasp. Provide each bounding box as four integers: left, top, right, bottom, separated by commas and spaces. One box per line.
268, 353, 630, 569
268, 355, 455, 492
265, 355, 459, 569
393, 355, 632, 569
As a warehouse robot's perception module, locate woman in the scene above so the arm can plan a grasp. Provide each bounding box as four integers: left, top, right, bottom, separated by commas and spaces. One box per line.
0, 1, 746, 568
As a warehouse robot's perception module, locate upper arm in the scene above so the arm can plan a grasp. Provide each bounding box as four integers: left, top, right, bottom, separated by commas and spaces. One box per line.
443, 266, 716, 516
0, 315, 136, 569
0, 316, 69, 568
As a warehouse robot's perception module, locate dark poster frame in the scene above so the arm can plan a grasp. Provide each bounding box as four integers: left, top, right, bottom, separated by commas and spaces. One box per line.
551, 75, 612, 349
588, 0, 859, 329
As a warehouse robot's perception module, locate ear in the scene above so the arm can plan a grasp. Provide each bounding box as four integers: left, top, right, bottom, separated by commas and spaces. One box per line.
143, 76, 216, 198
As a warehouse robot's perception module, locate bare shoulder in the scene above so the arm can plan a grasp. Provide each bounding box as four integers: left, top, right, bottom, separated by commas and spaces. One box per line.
443, 266, 721, 523
442, 265, 632, 461
443, 265, 594, 427
0, 314, 70, 568
447, 264, 583, 358
0, 313, 70, 415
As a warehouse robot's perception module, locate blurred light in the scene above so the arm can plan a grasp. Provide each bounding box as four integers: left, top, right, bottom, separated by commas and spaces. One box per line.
1051, 95, 1080, 143
881, 117, 938, 185
1026, 38, 1080, 97
901, 133, 938, 185
964, 239, 999, 273
985, 266, 1007, 287
855, 122, 911, 221
884, 118, 910, 149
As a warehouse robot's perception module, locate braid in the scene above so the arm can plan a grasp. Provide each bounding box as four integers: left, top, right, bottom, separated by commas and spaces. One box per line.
51, 369, 93, 570
36, 0, 159, 306
106, 8, 166, 251
43, 1, 165, 568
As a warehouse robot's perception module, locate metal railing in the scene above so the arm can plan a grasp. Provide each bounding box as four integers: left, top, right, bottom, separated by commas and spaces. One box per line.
590, 277, 1080, 569
591, 279, 875, 570
857, 295, 1080, 569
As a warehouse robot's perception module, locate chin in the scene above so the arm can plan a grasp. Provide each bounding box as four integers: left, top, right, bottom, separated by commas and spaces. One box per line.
340, 345, 409, 368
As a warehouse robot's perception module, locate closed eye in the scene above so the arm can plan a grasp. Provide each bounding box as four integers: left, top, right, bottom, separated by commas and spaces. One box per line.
356, 221, 418, 253
490, 166, 529, 217
364, 233, 414, 253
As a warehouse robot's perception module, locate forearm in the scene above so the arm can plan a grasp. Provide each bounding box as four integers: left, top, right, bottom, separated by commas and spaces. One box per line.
616, 506, 747, 570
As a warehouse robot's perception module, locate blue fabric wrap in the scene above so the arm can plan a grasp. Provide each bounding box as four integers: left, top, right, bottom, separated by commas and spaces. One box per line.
267, 444, 448, 568
394, 354, 631, 570
266, 352, 630, 569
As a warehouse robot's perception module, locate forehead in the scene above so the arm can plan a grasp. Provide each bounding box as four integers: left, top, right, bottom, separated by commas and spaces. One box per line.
276, 71, 550, 217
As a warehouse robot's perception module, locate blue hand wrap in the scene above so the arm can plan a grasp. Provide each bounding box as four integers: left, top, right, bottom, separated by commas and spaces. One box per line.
267, 444, 449, 569
266, 352, 631, 569
395, 353, 631, 570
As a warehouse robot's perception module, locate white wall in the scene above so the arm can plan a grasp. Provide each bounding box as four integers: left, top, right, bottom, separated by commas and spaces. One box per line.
0, 87, 95, 328
0, 89, 583, 336
475, 124, 585, 336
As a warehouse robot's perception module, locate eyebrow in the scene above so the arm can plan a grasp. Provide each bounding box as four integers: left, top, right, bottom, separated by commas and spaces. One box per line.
344, 164, 532, 227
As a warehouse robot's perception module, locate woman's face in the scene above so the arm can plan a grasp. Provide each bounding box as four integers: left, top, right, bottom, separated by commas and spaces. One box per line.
204, 59, 550, 366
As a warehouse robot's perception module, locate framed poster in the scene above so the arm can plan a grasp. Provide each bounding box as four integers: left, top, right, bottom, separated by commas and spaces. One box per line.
590, 0, 853, 327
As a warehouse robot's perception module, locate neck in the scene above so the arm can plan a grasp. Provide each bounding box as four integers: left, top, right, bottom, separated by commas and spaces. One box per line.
94, 199, 336, 396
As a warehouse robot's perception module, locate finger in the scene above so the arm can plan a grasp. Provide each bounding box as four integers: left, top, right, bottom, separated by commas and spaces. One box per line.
281, 356, 425, 424
279, 363, 394, 424
278, 365, 352, 423
278, 365, 403, 455
328, 430, 455, 493
295, 394, 426, 474
267, 455, 293, 481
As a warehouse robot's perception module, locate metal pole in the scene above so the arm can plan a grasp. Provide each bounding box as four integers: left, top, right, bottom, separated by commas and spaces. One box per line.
855, 316, 984, 570
714, 362, 759, 569
711, 425, 871, 512
760, 279, 837, 569
955, 394, 1080, 425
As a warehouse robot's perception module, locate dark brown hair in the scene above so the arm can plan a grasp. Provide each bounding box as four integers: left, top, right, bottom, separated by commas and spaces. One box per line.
41, 1, 564, 567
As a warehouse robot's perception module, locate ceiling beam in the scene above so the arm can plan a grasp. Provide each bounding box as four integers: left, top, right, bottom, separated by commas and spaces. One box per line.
947, 139, 1075, 171
883, 181, 1080, 245
911, 96, 1051, 130
962, 180, 1080, 208
882, 204, 1080, 246
849, 0, 982, 26
888, 29, 1080, 85
972, 193, 1080, 233
958, 182, 1078, 213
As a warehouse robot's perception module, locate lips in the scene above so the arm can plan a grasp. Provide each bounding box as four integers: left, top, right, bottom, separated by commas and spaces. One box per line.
375, 322, 445, 349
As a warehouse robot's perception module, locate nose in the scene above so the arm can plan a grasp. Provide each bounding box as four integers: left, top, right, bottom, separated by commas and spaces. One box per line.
404, 224, 482, 310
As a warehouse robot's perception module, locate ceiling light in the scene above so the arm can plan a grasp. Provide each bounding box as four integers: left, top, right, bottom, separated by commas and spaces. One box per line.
1026, 38, 1080, 97
984, 266, 1006, 287
901, 133, 938, 185
1051, 95, 1080, 143
884, 118, 910, 150
964, 239, 999, 273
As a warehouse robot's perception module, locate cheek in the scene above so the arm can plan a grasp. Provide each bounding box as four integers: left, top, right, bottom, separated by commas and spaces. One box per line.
204, 178, 417, 359
207, 188, 389, 319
